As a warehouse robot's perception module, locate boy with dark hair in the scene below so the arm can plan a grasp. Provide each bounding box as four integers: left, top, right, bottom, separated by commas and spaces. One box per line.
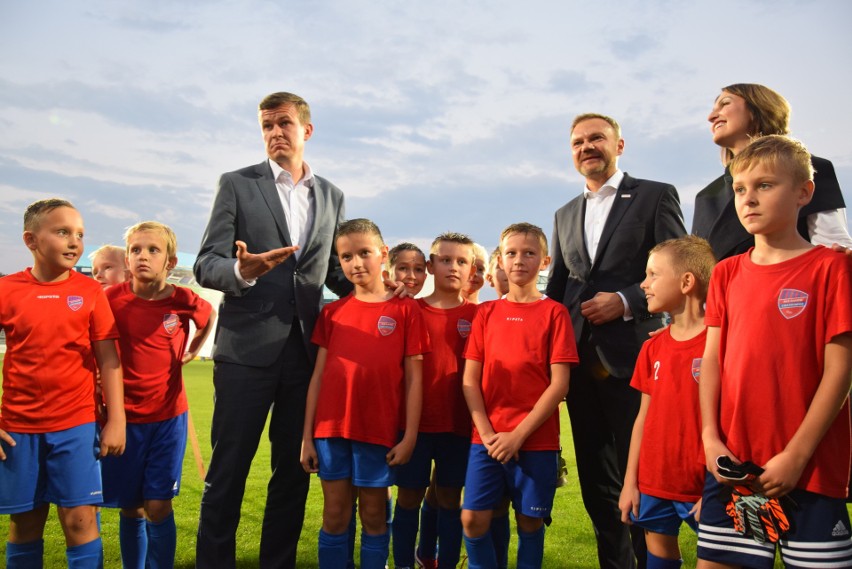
101, 221, 215, 569
393, 232, 477, 569
619, 235, 716, 569
0, 198, 126, 568
388, 243, 428, 296
698, 136, 852, 567
301, 218, 429, 569
461, 222, 578, 569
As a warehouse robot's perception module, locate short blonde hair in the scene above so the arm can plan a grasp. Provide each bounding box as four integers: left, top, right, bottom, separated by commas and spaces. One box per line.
471, 243, 488, 266
24, 198, 75, 232
571, 113, 621, 139
487, 247, 501, 276
337, 218, 385, 247
729, 135, 814, 185
499, 222, 548, 257
124, 221, 178, 259
649, 236, 716, 301
89, 245, 126, 263
429, 232, 474, 260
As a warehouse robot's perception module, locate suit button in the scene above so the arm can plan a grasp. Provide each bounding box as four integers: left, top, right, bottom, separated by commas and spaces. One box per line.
289, 299, 296, 305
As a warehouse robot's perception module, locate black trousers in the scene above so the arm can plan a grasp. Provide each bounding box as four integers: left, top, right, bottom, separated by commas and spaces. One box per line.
196, 325, 313, 569
567, 341, 646, 569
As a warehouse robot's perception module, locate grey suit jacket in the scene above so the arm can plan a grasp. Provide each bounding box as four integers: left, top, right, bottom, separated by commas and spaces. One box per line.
194, 161, 353, 368
546, 173, 686, 378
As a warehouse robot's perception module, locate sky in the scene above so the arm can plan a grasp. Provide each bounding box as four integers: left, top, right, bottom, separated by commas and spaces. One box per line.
2, 1, 851, 290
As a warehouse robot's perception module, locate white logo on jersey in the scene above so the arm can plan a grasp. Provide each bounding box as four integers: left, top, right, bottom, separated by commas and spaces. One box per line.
36, 295, 60, 299
505, 317, 523, 322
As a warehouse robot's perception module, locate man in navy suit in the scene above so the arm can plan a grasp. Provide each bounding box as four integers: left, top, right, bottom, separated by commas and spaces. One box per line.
546, 113, 686, 569
194, 92, 353, 569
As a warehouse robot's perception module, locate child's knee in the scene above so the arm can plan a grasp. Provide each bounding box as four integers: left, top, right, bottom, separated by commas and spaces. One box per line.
56, 505, 99, 544
9, 504, 50, 543
461, 509, 491, 538
143, 499, 174, 524
396, 486, 425, 509
515, 513, 543, 534
435, 486, 462, 510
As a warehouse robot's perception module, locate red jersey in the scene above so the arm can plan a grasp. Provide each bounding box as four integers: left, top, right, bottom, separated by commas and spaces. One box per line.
705, 246, 852, 498
0, 269, 118, 433
631, 328, 706, 502
311, 295, 430, 448
417, 299, 478, 437
463, 297, 578, 451
107, 282, 213, 423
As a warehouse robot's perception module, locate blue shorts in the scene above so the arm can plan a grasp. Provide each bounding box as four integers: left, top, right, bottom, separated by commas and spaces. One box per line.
101, 413, 187, 508
697, 472, 852, 568
395, 432, 470, 489
315, 438, 394, 488
629, 493, 698, 536
0, 423, 102, 514
462, 444, 557, 519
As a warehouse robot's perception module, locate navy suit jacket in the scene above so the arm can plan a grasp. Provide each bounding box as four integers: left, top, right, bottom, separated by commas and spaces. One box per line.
194, 160, 353, 367
546, 173, 686, 378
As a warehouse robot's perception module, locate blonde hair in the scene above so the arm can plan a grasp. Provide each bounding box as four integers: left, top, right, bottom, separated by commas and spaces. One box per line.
124, 221, 178, 258
89, 245, 126, 263
23, 198, 75, 232
649, 235, 716, 301
471, 243, 488, 266
571, 113, 621, 139
487, 246, 501, 276
429, 232, 474, 260
729, 135, 814, 185
499, 222, 548, 257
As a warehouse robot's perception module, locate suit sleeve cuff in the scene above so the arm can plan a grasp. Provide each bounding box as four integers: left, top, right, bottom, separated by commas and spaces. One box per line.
616, 291, 633, 321
234, 260, 256, 287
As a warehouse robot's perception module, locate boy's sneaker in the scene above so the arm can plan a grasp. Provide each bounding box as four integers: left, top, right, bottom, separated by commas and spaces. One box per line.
415, 550, 438, 569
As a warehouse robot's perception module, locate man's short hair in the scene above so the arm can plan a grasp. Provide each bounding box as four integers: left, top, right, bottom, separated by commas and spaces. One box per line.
388, 242, 425, 270
89, 245, 126, 262
429, 232, 474, 260
23, 198, 76, 232
729, 135, 814, 185
124, 221, 179, 259
337, 218, 385, 246
258, 92, 311, 125
499, 222, 548, 257
571, 113, 621, 139
649, 235, 716, 301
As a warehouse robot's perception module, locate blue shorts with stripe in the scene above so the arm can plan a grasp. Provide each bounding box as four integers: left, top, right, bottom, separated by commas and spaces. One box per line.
101, 413, 188, 508
697, 472, 852, 568
0, 422, 102, 514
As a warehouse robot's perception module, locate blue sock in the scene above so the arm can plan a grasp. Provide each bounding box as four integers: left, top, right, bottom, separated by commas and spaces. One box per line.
319, 529, 348, 569
6, 539, 44, 569
146, 511, 176, 569
417, 501, 438, 561
647, 551, 683, 569
491, 514, 511, 569
347, 503, 357, 569
516, 525, 544, 569
118, 515, 147, 569
66, 537, 103, 569
436, 507, 462, 569
391, 504, 419, 567
360, 530, 390, 569
463, 532, 497, 569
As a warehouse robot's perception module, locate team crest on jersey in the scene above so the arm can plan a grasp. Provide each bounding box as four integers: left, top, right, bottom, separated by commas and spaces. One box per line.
163, 314, 179, 335
691, 358, 702, 383
457, 319, 472, 338
67, 295, 83, 311
378, 315, 397, 336
777, 288, 808, 319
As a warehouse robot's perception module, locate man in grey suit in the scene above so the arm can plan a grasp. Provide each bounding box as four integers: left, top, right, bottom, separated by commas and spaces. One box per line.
546, 114, 686, 569
194, 92, 352, 569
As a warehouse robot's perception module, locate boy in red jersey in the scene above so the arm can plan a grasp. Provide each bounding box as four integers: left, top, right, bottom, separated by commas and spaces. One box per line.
485, 247, 510, 299
101, 221, 214, 569
619, 235, 716, 569
0, 198, 125, 569
90, 245, 129, 288
698, 136, 852, 568
461, 222, 578, 569
392, 232, 478, 569
300, 218, 429, 569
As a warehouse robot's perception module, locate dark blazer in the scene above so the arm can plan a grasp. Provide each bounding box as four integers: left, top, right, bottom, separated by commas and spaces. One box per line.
692, 155, 846, 260
194, 160, 353, 367
546, 173, 686, 378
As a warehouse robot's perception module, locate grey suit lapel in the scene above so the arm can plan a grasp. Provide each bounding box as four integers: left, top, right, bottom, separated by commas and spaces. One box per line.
299, 178, 325, 263
592, 175, 637, 272
255, 163, 293, 248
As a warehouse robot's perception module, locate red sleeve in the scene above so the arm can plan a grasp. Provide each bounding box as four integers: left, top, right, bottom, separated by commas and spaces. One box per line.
630, 339, 654, 395
311, 304, 332, 348
404, 300, 431, 357
89, 286, 118, 341
463, 302, 488, 362
825, 255, 852, 342
188, 289, 214, 329
704, 261, 727, 328
548, 303, 579, 365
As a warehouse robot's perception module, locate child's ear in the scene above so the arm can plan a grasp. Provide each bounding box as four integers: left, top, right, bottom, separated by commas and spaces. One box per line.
426, 260, 435, 275
540, 255, 551, 270
167, 256, 178, 271
23, 231, 37, 251
797, 179, 815, 207
382, 269, 390, 281
680, 272, 696, 294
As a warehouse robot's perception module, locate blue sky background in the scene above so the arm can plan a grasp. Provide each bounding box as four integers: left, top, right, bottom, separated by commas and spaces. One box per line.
2, 1, 851, 284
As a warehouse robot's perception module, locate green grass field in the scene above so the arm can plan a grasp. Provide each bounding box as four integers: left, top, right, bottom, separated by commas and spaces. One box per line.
1, 360, 843, 567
